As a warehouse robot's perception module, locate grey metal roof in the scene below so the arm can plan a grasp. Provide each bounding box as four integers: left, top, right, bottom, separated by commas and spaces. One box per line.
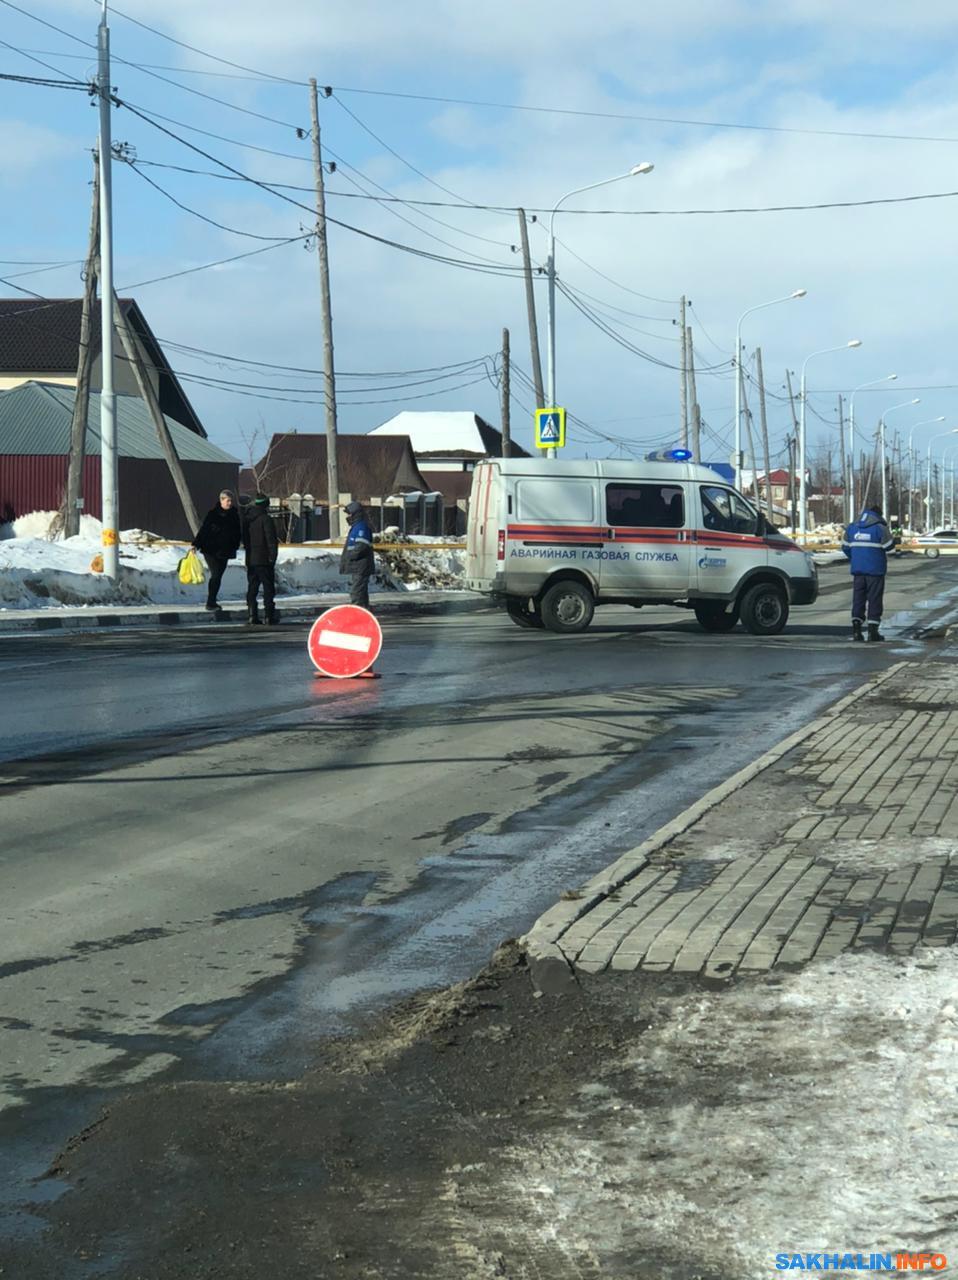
0, 381, 238, 463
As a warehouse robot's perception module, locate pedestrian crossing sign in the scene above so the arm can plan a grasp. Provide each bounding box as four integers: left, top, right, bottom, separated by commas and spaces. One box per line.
535, 406, 566, 449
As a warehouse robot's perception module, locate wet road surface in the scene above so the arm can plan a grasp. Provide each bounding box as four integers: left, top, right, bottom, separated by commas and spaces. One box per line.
0, 557, 957, 1265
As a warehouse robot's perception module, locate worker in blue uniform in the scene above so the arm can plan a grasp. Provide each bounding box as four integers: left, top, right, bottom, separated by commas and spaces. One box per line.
339, 500, 375, 608
842, 503, 895, 642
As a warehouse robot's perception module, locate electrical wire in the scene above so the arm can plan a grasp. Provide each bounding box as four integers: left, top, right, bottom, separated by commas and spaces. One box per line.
122, 160, 296, 242
552, 235, 679, 306
119, 237, 309, 290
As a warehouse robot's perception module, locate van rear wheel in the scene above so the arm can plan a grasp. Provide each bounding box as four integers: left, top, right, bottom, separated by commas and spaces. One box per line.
506, 597, 544, 629
739, 582, 789, 636
540, 580, 595, 633
693, 601, 739, 633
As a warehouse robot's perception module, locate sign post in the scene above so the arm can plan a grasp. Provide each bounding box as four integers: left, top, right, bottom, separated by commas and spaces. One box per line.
308, 604, 382, 679
535, 406, 566, 451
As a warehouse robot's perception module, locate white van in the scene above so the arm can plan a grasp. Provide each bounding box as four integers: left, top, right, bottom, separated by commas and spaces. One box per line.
465, 458, 817, 635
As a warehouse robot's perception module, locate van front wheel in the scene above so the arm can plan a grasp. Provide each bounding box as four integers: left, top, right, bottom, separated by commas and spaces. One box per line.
540, 580, 595, 633
739, 582, 789, 636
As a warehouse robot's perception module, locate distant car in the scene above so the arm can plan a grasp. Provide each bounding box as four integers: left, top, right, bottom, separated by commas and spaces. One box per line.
915, 529, 958, 557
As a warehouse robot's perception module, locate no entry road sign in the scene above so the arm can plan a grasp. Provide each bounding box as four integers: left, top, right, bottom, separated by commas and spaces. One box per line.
308, 604, 382, 679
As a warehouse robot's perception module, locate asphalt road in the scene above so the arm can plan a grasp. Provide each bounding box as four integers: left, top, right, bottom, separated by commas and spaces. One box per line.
1, 557, 957, 1269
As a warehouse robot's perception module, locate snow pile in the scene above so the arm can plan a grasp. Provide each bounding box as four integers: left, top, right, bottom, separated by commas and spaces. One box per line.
0, 514, 469, 610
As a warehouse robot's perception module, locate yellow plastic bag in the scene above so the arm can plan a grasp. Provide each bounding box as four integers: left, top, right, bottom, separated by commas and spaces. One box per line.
177, 549, 205, 585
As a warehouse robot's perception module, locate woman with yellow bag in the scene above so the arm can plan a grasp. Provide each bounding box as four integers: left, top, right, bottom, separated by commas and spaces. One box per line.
190, 490, 242, 615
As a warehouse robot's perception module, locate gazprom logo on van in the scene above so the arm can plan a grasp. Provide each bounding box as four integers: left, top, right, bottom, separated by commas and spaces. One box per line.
698, 555, 728, 569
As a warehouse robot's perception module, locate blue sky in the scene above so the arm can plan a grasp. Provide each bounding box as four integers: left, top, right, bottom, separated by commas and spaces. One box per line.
2, 0, 958, 479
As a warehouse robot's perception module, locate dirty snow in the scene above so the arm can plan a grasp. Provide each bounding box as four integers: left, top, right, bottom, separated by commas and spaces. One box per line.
480, 950, 958, 1277
0, 510, 466, 609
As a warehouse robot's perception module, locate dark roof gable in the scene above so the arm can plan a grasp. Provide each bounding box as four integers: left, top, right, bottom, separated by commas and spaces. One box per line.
0, 297, 206, 438
252, 433, 430, 501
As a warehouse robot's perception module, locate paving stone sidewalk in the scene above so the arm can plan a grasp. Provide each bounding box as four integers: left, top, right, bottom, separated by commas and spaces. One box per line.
537, 659, 958, 979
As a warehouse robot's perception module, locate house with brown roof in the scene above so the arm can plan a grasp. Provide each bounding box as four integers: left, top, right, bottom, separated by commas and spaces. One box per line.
0, 297, 206, 437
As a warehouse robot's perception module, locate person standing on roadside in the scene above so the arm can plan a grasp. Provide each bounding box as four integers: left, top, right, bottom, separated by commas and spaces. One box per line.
192, 489, 242, 615
243, 493, 280, 625
339, 500, 375, 608
842, 502, 895, 642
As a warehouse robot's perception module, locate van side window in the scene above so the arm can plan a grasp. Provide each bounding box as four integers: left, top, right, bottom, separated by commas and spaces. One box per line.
700, 486, 759, 535
606, 484, 684, 528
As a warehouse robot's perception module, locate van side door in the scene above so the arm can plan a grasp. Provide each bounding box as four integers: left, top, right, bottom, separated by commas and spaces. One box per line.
599, 481, 692, 599
694, 485, 767, 597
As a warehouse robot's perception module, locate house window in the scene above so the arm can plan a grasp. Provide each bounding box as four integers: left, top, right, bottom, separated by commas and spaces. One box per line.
606, 484, 685, 528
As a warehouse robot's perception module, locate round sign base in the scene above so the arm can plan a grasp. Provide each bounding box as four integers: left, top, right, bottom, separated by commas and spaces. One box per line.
307, 604, 383, 679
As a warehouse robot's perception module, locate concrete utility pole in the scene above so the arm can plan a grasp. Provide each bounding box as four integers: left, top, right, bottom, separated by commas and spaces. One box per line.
837, 394, 847, 527
686, 327, 701, 460
679, 295, 688, 448
755, 346, 773, 521
516, 210, 545, 408
309, 79, 340, 539
97, 0, 118, 575
62, 150, 100, 539
500, 327, 511, 458
787, 435, 798, 531
113, 293, 199, 532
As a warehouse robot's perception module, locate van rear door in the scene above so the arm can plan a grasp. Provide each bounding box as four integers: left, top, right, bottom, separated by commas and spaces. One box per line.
466, 462, 503, 588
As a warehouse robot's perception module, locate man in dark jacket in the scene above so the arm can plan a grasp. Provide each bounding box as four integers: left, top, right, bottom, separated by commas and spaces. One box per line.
842, 503, 895, 642
192, 490, 241, 613
339, 501, 375, 608
243, 493, 279, 625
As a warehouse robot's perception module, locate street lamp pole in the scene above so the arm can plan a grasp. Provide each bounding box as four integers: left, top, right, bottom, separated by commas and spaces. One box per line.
877, 399, 920, 522
734, 289, 806, 491
905, 415, 942, 530
799, 340, 862, 538
926, 430, 958, 530
847, 374, 897, 521
545, 162, 653, 458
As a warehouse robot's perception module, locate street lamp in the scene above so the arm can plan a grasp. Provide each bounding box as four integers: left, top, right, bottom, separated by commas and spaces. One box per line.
734, 289, 806, 490
847, 374, 896, 520
905, 416, 942, 530
877, 399, 919, 520
942, 446, 958, 528
926, 429, 958, 531
799, 340, 862, 537
545, 162, 654, 458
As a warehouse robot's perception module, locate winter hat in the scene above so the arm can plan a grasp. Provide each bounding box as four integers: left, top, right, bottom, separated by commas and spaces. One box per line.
253, 493, 270, 506
344, 500, 363, 516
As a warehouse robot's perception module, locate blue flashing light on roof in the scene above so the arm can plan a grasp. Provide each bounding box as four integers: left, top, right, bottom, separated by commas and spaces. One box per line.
645, 447, 694, 463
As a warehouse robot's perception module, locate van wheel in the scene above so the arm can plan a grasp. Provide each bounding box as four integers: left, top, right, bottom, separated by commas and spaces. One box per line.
693, 601, 739, 633
540, 580, 594, 633
506, 597, 544, 629
739, 582, 789, 636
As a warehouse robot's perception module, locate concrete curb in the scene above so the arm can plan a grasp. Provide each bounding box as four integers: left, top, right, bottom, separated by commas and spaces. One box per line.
0, 592, 490, 634
522, 661, 909, 988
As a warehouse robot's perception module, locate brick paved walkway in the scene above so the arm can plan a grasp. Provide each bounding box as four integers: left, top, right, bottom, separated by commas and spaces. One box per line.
554, 661, 958, 978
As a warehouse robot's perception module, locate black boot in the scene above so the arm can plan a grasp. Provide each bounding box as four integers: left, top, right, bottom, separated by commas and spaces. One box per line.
867, 622, 884, 642
248, 609, 261, 625
852, 620, 864, 643
266, 610, 281, 626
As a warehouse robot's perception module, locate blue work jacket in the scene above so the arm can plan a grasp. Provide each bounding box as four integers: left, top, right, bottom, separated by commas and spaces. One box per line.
842, 510, 894, 576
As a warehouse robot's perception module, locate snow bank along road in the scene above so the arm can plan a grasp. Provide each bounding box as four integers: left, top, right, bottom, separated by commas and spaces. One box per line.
0, 558, 956, 1275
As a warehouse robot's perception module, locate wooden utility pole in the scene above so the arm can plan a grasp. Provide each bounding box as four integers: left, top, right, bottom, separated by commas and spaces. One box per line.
742, 375, 758, 501
754, 346, 772, 521
61, 150, 100, 539
517, 209, 545, 408
686, 327, 701, 460
500, 327, 511, 458
678, 295, 688, 448
309, 79, 340, 538
112, 293, 199, 532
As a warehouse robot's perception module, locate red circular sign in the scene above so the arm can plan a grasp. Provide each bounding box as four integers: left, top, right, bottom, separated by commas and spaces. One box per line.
308, 604, 383, 679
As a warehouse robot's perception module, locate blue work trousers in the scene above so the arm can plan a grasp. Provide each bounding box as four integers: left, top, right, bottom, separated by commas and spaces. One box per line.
852, 573, 885, 623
